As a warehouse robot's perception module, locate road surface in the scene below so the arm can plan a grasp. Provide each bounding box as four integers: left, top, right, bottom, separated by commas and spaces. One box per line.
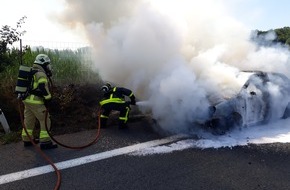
1, 120, 290, 190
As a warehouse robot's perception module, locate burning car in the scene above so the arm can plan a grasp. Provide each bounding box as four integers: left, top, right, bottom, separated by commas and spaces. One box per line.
204, 71, 290, 135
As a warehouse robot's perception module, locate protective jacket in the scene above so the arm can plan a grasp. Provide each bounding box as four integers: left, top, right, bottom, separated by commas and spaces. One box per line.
23, 64, 52, 105
22, 64, 52, 143
100, 87, 136, 128
100, 87, 135, 106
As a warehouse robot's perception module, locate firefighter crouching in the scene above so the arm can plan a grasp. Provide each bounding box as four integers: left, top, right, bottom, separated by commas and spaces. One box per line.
22, 54, 58, 149
99, 82, 136, 129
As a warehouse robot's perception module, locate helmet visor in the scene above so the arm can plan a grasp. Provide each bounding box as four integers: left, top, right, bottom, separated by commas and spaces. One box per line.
46, 64, 52, 77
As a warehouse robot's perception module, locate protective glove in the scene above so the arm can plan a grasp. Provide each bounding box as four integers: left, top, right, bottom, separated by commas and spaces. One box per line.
44, 98, 58, 111
130, 99, 136, 105
125, 101, 131, 106
44, 99, 52, 108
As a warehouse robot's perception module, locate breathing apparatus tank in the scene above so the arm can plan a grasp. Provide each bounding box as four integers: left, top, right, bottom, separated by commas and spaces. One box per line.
15, 65, 34, 100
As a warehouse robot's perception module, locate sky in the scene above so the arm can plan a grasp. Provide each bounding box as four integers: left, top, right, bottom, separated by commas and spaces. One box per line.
1, 0, 290, 149
0, 0, 289, 46
0, 0, 88, 48
225, 0, 290, 31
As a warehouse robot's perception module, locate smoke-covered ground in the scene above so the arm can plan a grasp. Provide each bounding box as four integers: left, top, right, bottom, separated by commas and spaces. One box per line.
130, 118, 290, 155
55, 0, 290, 148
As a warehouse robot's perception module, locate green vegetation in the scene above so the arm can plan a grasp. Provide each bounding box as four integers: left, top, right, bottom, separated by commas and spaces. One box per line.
0, 17, 100, 90
0, 18, 102, 143
19, 46, 100, 85
0, 130, 21, 145
0, 16, 26, 72
0, 46, 101, 107
256, 26, 290, 46
0, 18, 289, 143
0, 44, 100, 85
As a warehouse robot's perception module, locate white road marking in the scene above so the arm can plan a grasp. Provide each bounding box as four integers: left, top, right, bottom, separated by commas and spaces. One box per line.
0, 134, 186, 185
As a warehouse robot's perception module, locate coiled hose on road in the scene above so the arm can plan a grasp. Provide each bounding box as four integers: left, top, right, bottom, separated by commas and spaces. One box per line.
18, 99, 102, 190
45, 107, 101, 149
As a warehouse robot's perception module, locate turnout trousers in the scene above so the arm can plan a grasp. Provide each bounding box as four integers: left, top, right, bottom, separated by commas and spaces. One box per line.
21, 102, 51, 143
100, 102, 130, 128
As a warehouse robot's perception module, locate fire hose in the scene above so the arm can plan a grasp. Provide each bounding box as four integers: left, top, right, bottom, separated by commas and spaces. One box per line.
18, 100, 61, 190
15, 44, 101, 189
45, 77, 102, 149
18, 99, 102, 190
17, 77, 148, 189
45, 107, 101, 149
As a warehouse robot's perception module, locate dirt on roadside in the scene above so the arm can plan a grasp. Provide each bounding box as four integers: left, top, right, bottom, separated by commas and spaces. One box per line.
0, 83, 152, 143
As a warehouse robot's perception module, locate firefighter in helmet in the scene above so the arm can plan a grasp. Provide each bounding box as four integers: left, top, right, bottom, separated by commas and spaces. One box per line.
22, 54, 58, 149
99, 82, 136, 129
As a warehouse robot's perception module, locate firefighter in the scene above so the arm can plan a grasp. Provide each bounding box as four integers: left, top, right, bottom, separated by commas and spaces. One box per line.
99, 82, 136, 129
22, 54, 58, 149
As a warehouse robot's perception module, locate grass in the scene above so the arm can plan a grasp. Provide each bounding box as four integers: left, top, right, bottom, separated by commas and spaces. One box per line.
0, 46, 103, 145
0, 46, 101, 91
0, 130, 22, 145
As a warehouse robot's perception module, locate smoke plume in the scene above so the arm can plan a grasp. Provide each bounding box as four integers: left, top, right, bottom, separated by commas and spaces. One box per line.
57, 0, 290, 134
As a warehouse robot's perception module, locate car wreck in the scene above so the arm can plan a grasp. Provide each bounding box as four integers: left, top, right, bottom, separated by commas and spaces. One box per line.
204, 71, 290, 135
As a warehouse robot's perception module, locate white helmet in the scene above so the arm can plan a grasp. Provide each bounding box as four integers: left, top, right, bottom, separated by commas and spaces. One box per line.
101, 82, 112, 93
34, 54, 50, 65
34, 54, 52, 77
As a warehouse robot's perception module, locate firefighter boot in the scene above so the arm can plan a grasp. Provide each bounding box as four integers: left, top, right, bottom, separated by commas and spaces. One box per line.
100, 117, 108, 128
23, 138, 40, 147
40, 141, 58, 150
118, 121, 128, 130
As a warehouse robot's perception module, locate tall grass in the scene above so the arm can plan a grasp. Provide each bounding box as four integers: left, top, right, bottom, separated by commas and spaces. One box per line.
0, 46, 101, 92
0, 46, 102, 141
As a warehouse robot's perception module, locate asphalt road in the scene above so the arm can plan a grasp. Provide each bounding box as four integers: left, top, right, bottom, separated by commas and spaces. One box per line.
1, 120, 290, 190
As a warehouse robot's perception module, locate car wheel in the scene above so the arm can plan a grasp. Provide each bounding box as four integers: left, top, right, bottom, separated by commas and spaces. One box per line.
282, 102, 290, 119
231, 112, 242, 127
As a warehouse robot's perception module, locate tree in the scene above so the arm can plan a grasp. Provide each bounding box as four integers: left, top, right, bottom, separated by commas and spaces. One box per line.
255, 26, 290, 47
286, 38, 290, 46
0, 16, 26, 72
274, 27, 290, 45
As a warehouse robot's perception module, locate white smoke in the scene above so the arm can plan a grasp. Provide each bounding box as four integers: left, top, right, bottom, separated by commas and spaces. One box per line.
57, 0, 290, 134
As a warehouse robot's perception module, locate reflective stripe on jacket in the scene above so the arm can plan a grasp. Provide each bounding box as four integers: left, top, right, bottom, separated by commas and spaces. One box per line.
23, 65, 51, 105
99, 87, 125, 106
